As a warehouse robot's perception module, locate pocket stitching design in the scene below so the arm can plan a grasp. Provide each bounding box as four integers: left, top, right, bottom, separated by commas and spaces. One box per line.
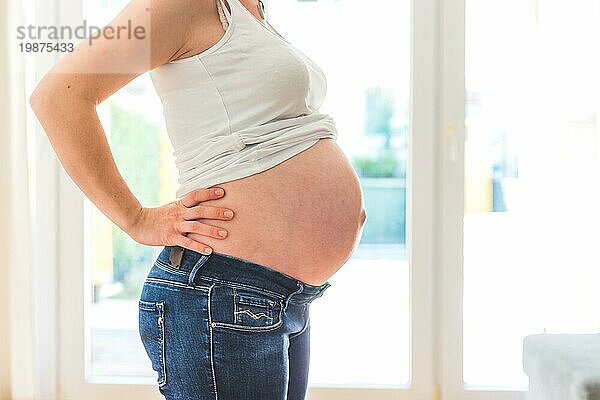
236, 294, 276, 309
234, 309, 273, 321
232, 286, 275, 325
138, 300, 168, 388
212, 298, 284, 332
200, 278, 285, 301
156, 302, 167, 388
234, 287, 275, 322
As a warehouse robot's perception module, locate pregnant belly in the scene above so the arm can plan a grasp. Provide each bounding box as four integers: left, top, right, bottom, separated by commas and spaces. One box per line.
196, 138, 366, 286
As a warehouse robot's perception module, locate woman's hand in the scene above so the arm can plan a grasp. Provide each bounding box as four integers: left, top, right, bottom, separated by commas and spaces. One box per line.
128, 187, 234, 255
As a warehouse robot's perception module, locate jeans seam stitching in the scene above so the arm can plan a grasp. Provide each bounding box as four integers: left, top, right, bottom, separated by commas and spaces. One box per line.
154, 260, 189, 276
208, 283, 219, 400
211, 319, 284, 332
139, 300, 158, 311
233, 287, 238, 324
145, 277, 209, 291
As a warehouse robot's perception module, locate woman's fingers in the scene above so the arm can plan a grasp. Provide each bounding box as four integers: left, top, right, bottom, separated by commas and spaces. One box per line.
179, 187, 225, 208
178, 221, 228, 239
173, 235, 213, 255
183, 205, 234, 221
160, 188, 233, 255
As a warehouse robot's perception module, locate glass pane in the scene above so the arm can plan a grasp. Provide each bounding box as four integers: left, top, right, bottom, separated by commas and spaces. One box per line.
85, 0, 411, 388
270, 0, 411, 387
464, 0, 600, 389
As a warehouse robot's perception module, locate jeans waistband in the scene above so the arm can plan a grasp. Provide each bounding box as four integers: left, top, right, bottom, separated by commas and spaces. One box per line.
156, 246, 332, 303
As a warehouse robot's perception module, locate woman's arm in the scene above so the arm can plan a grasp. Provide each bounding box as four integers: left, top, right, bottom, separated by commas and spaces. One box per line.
29, 0, 232, 255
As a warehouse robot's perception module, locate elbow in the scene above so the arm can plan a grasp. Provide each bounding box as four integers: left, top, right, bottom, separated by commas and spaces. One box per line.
29, 73, 70, 116
29, 78, 80, 121
29, 87, 40, 113
29, 80, 52, 117
30, 77, 95, 119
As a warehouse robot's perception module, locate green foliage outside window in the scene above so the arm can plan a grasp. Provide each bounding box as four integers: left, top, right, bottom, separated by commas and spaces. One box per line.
353, 85, 407, 178
109, 103, 162, 299
353, 150, 401, 178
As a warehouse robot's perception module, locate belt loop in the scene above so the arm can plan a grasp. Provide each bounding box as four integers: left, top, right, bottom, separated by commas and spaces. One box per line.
315, 282, 331, 299
188, 254, 210, 287
284, 281, 304, 311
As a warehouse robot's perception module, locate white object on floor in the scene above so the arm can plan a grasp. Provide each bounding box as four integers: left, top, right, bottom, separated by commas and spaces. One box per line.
523, 333, 600, 400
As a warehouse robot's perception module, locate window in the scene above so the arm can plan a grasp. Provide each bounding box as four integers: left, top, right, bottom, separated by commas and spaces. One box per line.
463, 0, 600, 390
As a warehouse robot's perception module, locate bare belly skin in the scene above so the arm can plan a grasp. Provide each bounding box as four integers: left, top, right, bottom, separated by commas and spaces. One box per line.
196, 138, 367, 286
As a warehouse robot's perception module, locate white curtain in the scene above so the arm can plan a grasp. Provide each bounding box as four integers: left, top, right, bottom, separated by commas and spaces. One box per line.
1, 0, 39, 398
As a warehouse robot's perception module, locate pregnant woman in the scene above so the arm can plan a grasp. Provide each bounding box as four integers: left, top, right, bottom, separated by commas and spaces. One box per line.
30, 0, 366, 398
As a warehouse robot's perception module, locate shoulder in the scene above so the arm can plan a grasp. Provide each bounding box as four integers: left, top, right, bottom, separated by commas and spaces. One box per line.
29, 0, 220, 107
112, 0, 218, 66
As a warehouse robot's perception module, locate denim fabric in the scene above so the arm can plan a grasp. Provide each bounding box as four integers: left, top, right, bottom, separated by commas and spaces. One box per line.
138, 245, 331, 400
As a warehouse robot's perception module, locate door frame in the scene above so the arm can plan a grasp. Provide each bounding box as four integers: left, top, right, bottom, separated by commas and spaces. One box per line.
438, 0, 525, 398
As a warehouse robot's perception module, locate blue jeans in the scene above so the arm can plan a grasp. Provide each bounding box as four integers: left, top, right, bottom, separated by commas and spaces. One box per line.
138, 245, 332, 400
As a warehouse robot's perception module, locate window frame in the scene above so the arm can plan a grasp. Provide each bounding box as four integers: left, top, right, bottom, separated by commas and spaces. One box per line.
439, 0, 525, 398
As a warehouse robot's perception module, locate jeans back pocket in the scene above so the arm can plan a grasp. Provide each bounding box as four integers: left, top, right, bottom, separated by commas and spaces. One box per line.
138, 300, 167, 387
210, 284, 284, 332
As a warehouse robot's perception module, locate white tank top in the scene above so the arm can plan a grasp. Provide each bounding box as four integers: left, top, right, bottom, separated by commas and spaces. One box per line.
150, 0, 338, 199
